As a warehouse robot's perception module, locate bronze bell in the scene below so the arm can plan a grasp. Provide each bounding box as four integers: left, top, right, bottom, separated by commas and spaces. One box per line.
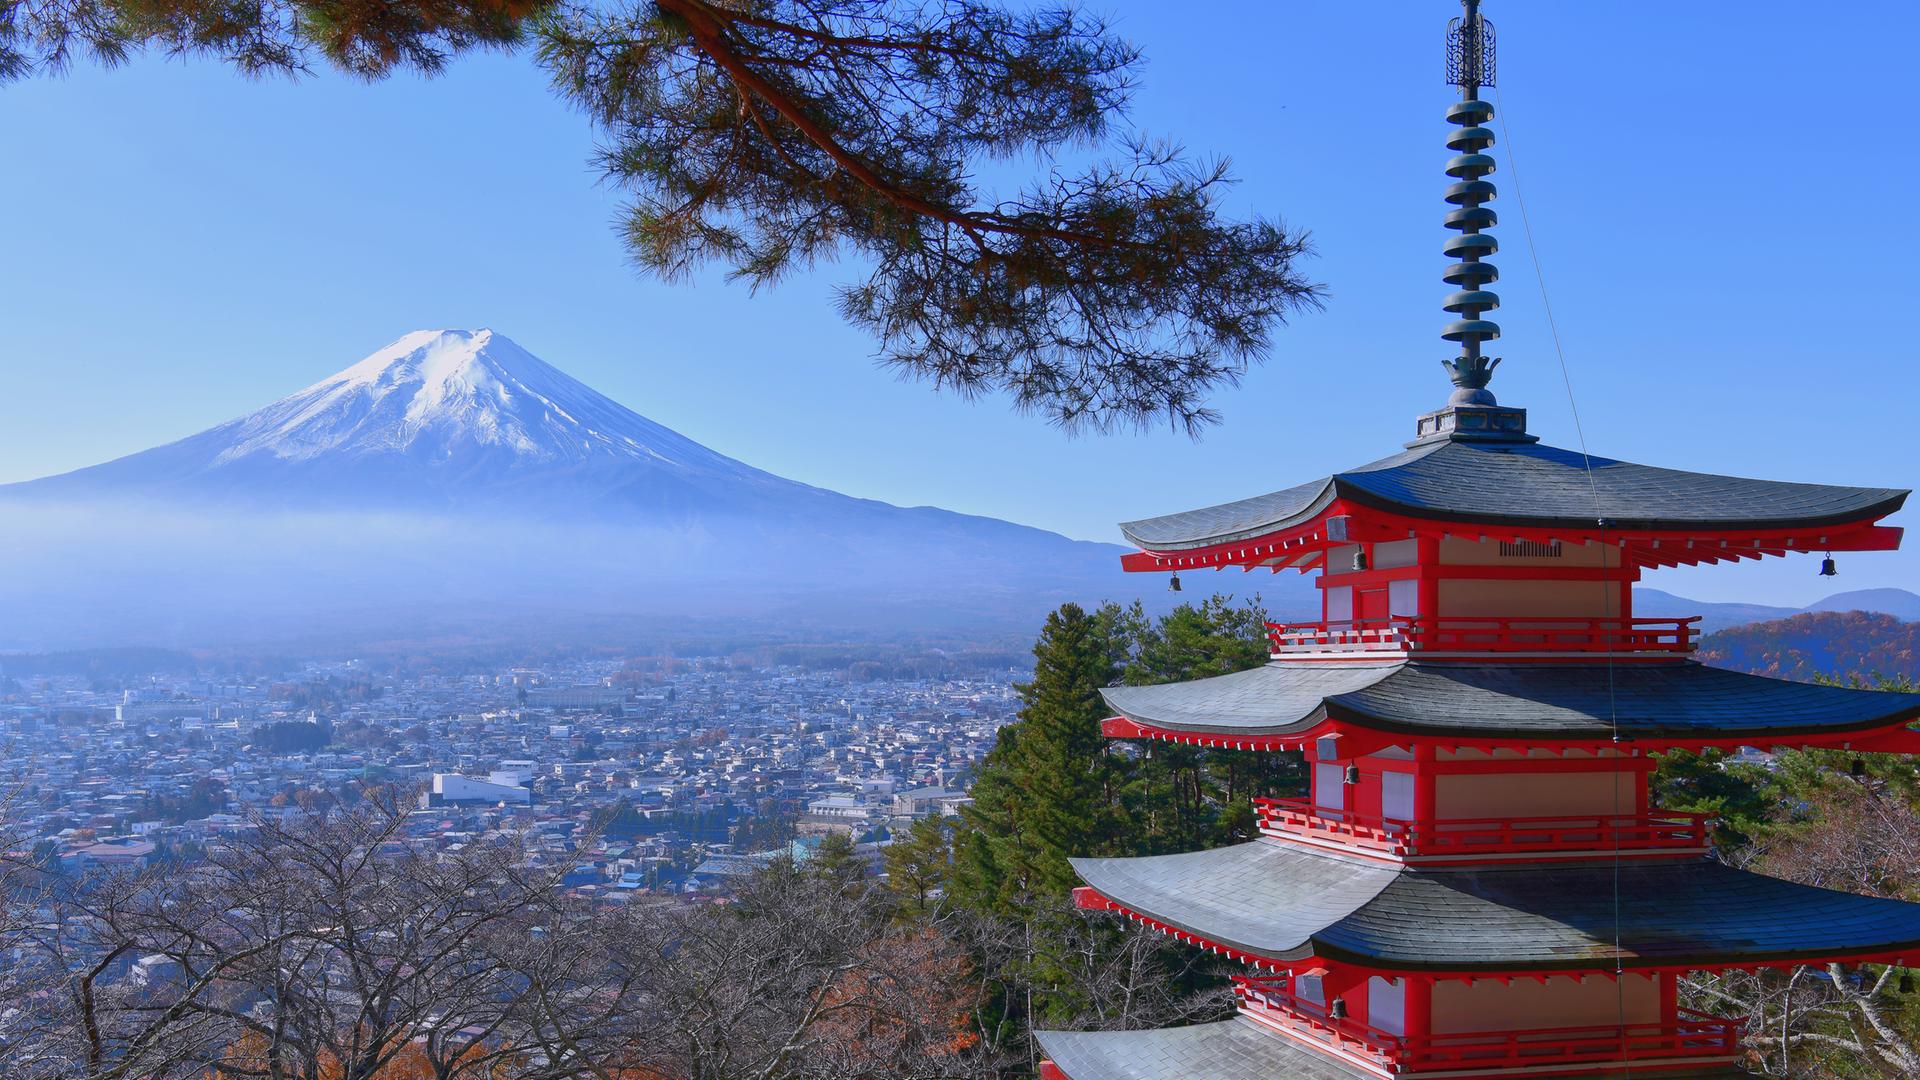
1330, 997, 1349, 1020
1169, 572, 1182, 592
1819, 556, 1838, 577
1902, 970, 1915, 994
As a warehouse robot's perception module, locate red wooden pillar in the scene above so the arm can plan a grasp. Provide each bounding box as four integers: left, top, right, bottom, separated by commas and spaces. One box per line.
1414, 743, 1438, 828
1404, 975, 1433, 1044
1416, 535, 1441, 626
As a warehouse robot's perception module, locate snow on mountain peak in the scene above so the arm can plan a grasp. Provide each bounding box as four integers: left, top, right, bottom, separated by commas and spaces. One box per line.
206, 329, 753, 477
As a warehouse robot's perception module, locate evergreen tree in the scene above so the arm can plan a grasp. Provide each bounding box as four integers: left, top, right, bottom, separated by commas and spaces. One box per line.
1118, 595, 1303, 853
952, 602, 1130, 912
882, 815, 953, 919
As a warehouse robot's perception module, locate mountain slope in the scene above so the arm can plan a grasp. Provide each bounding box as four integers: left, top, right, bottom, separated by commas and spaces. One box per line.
1699, 611, 1920, 683
1, 330, 1314, 649
1633, 587, 1920, 634
10, 330, 822, 514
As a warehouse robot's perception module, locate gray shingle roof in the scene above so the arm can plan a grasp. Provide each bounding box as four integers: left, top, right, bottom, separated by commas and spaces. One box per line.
1098, 661, 1920, 741
1118, 440, 1908, 550
1034, 1018, 1377, 1080
1034, 1019, 1752, 1080
1072, 840, 1920, 970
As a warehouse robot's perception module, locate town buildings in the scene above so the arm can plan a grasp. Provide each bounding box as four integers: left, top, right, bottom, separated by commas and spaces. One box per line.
0, 655, 1014, 896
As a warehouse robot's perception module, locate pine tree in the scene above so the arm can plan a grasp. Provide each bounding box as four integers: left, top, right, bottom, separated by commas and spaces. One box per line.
952, 602, 1130, 911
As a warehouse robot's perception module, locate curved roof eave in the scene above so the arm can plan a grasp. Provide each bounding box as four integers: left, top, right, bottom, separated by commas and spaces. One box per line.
1073, 841, 1920, 972
1100, 662, 1920, 744
1115, 439, 1910, 552
1034, 1021, 1755, 1080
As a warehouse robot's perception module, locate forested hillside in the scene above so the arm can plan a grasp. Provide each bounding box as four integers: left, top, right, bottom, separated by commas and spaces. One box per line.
1699, 611, 1920, 682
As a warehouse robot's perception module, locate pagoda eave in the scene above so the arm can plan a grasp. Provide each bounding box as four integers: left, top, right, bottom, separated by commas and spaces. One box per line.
1116, 440, 1907, 564
1075, 882, 1920, 979
1097, 661, 1920, 752
1068, 841, 1920, 976
1036, 1019, 1758, 1080
1119, 500, 1902, 575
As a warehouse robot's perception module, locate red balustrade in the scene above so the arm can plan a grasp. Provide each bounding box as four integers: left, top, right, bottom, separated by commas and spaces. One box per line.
1254, 797, 1715, 859
1265, 616, 1700, 658
1235, 977, 1743, 1074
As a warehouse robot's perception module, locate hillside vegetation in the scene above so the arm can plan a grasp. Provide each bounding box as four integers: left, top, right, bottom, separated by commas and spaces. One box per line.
1699, 610, 1920, 682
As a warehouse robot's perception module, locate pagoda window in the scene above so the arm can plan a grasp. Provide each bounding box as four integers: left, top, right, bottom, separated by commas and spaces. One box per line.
1431, 974, 1659, 1034
1434, 769, 1637, 819
1324, 585, 1354, 623
1313, 764, 1348, 811
1373, 539, 1419, 568
1368, 976, 1406, 1036
1387, 577, 1419, 616
1439, 536, 1617, 568
1436, 577, 1622, 618
1381, 770, 1416, 821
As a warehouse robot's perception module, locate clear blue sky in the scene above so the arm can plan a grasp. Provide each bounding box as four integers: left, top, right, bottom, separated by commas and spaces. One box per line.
2, 1, 1914, 606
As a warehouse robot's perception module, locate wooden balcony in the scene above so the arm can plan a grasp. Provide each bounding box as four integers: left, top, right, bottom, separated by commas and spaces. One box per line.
1235, 976, 1743, 1075
1265, 616, 1700, 660
1254, 797, 1715, 861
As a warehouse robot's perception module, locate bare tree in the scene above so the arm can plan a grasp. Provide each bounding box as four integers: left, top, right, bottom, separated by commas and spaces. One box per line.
1684, 773, 1920, 1078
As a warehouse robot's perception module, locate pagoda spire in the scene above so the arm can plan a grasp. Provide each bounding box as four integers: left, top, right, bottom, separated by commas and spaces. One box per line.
1439, 0, 1500, 404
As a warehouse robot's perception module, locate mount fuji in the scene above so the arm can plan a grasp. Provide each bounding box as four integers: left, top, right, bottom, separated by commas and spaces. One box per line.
3, 330, 1266, 650
16, 329, 874, 514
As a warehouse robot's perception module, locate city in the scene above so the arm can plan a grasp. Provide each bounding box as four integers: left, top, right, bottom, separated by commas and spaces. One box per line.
1, 654, 1018, 895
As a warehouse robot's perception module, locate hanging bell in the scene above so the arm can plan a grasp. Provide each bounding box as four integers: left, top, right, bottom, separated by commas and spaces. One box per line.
1352, 548, 1370, 572
1851, 758, 1868, 780
1901, 970, 1915, 994
1345, 764, 1362, 785
1819, 556, 1838, 577
1329, 997, 1349, 1020
1169, 572, 1183, 593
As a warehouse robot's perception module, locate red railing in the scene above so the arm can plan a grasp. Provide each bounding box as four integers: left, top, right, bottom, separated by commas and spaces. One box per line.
1253, 797, 1714, 858
1265, 616, 1700, 657
1236, 976, 1744, 1073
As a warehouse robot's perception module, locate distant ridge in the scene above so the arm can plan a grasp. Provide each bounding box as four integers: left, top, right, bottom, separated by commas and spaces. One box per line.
1634, 587, 1920, 634
0, 330, 1313, 650
1699, 611, 1920, 683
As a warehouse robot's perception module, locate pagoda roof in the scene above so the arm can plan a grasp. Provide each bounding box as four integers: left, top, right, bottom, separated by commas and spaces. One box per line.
1099, 660, 1920, 744
1071, 840, 1920, 971
1034, 1019, 1751, 1080
1118, 439, 1907, 552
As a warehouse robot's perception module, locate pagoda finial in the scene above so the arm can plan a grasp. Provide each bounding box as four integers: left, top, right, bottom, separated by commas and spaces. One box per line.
1440, 0, 1500, 405
1411, 1, 1529, 444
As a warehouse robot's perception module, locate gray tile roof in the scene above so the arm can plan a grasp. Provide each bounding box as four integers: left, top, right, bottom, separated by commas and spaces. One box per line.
1072, 841, 1399, 957
1072, 840, 1920, 970
1034, 1019, 1752, 1080
1099, 661, 1920, 741
1118, 439, 1908, 550
1034, 1018, 1375, 1080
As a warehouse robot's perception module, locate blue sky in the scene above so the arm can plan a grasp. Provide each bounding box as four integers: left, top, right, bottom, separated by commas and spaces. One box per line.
2, 1, 1914, 606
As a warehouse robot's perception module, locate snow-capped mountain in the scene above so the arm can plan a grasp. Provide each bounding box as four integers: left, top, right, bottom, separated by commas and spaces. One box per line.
1, 330, 1247, 649
12, 329, 815, 512
210, 329, 756, 473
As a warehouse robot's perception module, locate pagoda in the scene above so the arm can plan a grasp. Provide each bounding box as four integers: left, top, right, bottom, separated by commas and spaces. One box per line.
1034, 4, 1920, 1078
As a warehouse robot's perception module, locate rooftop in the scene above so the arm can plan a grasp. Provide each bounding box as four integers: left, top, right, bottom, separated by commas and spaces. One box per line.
1071, 840, 1920, 972
1119, 439, 1907, 553
1035, 1018, 1752, 1080
1099, 660, 1920, 747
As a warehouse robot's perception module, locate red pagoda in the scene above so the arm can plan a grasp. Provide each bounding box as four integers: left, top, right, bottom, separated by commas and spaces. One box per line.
1035, 4, 1919, 1078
